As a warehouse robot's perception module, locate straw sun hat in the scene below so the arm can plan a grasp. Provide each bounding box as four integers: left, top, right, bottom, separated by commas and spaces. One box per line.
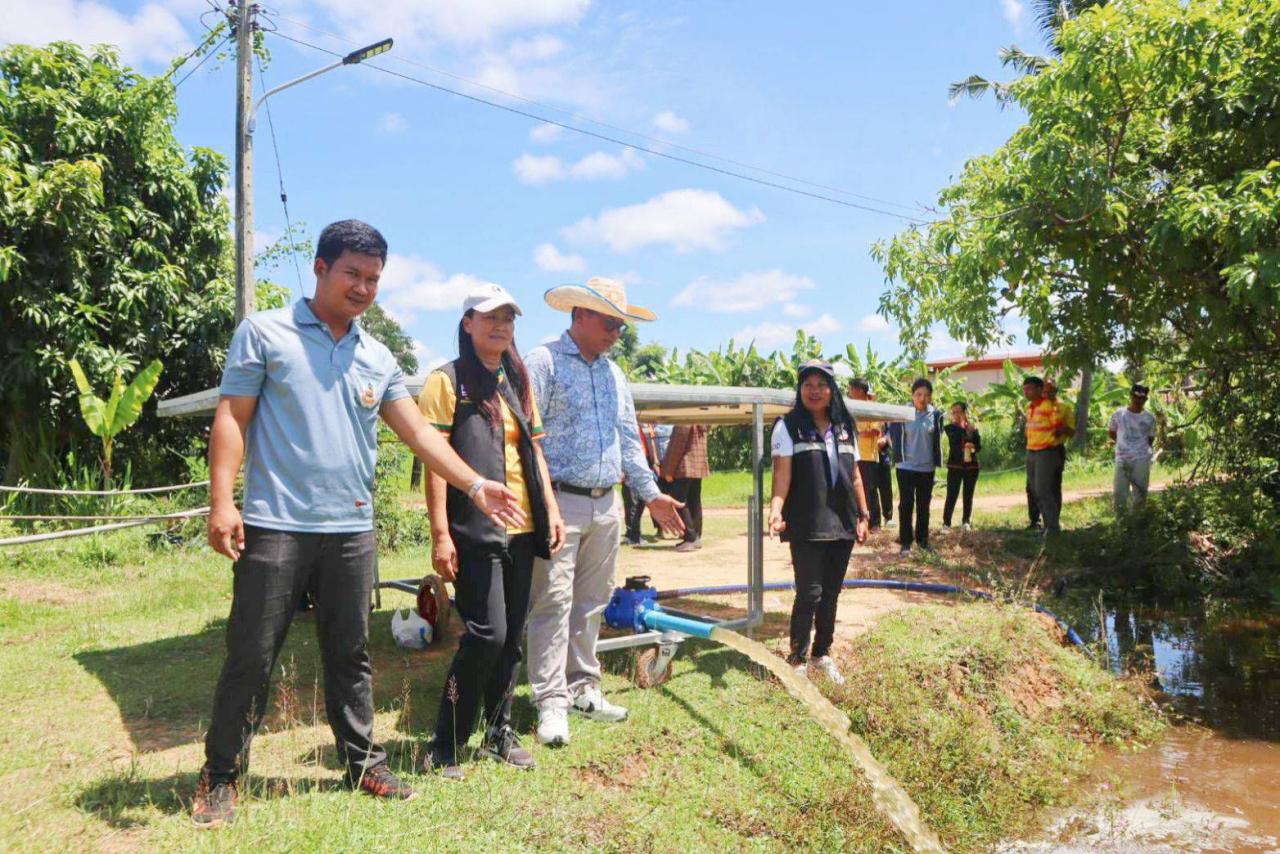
543, 276, 656, 322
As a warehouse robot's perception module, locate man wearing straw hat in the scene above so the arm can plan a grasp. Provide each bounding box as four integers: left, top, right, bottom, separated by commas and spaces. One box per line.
524, 277, 686, 746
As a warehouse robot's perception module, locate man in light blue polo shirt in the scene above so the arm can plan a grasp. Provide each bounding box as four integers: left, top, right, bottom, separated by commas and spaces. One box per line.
192, 220, 523, 829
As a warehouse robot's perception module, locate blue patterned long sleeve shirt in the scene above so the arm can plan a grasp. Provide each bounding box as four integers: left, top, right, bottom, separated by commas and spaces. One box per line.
525, 331, 661, 504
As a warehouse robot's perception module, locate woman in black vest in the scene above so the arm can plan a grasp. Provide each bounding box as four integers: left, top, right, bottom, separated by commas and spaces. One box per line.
418, 285, 564, 779
942, 401, 982, 530
768, 359, 870, 684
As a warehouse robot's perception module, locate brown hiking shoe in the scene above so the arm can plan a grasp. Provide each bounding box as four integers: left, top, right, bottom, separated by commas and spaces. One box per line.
191, 774, 237, 829
480, 725, 536, 769
345, 763, 416, 800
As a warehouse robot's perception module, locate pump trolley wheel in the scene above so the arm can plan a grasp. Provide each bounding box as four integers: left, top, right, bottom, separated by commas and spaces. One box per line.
632, 645, 675, 688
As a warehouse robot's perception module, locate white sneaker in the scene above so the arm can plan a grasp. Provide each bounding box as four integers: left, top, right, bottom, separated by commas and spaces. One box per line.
571, 685, 628, 722
535, 706, 570, 746
962, 522, 972, 531
813, 656, 845, 686
791, 660, 808, 677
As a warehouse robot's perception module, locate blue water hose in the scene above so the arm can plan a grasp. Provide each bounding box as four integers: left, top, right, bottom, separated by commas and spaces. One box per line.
656, 578, 1090, 652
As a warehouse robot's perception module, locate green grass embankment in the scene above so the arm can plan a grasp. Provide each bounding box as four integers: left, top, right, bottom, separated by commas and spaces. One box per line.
0, 525, 1159, 852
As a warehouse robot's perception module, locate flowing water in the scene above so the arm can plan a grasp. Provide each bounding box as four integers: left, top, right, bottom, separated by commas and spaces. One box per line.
1005, 597, 1280, 852
708, 626, 947, 853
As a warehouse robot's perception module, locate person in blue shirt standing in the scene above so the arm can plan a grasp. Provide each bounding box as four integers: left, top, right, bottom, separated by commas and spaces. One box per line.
886, 378, 943, 554
191, 221, 524, 828
523, 277, 686, 747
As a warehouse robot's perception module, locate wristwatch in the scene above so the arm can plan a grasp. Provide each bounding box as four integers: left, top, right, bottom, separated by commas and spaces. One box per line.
467, 478, 486, 499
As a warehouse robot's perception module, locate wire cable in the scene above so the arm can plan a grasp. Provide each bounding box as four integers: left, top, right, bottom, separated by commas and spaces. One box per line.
172, 32, 232, 89
256, 55, 306, 299
262, 11, 931, 216
265, 30, 929, 224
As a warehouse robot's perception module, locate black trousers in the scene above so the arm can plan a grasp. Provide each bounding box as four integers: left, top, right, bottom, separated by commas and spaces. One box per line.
788, 539, 855, 662
203, 526, 383, 783
621, 481, 647, 541
857, 461, 882, 528
876, 460, 894, 521
943, 467, 980, 526
433, 533, 535, 761
667, 477, 703, 543
896, 469, 935, 548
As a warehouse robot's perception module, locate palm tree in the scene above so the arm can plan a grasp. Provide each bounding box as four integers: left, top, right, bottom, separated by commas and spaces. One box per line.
949, 0, 1106, 449
947, 0, 1107, 105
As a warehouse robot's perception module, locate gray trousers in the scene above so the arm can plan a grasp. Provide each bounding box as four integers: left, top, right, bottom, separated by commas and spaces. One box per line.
202, 525, 384, 783
526, 489, 621, 711
1114, 458, 1152, 511
1026, 449, 1063, 531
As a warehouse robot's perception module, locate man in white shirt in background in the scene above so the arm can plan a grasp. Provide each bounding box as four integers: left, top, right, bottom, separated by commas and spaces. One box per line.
1108, 383, 1157, 512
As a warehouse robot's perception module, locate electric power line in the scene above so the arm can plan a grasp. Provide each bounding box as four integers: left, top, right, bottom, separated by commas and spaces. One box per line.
256, 55, 306, 300
265, 29, 930, 224
172, 32, 232, 89
261, 9, 931, 217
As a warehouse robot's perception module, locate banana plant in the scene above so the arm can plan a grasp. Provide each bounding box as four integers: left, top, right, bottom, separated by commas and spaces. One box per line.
68, 358, 164, 489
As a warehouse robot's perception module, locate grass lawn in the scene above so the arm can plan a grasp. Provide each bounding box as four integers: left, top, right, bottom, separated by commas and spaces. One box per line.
0, 507, 1160, 852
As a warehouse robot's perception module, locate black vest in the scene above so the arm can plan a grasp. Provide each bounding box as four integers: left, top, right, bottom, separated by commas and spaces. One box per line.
779, 412, 858, 542
439, 361, 551, 559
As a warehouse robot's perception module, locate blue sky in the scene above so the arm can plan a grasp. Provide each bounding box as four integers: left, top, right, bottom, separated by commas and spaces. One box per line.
2, 0, 1046, 370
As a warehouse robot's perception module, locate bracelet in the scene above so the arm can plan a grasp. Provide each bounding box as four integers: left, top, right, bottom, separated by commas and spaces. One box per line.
467, 478, 485, 499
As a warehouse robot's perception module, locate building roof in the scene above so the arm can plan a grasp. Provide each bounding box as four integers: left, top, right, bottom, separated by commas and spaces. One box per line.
925, 352, 1046, 372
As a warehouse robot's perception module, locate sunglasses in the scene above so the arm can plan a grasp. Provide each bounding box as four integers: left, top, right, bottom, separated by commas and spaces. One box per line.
595, 313, 626, 333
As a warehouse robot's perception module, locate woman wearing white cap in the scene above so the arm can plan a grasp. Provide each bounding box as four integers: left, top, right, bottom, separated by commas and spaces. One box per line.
417, 283, 565, 779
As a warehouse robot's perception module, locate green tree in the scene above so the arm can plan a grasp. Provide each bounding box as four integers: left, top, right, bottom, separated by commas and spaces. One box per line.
875, 0, 1280, 484
0, 41, 274, 484
361, 302, 419, 375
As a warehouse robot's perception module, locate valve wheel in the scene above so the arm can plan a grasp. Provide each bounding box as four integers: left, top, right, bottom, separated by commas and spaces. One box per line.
632, 646, 673, 689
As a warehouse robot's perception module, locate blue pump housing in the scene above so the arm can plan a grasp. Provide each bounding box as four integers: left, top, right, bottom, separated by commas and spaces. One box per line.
603, 576, 658, 632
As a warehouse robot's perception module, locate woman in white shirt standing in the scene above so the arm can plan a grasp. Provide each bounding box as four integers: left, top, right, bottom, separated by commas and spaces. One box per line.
768, 359, 870, 684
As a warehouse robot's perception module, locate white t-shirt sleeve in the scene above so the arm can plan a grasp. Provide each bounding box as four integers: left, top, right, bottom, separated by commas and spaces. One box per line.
770, 419, 793, 457
1109, 409, 1122, 433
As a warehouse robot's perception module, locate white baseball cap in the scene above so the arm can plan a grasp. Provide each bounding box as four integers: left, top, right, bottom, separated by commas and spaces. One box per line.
463, 283, 522, 316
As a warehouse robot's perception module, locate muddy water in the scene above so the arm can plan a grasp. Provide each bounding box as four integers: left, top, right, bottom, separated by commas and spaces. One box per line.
708, 627, 947, 853
1009, 599, 1280, 852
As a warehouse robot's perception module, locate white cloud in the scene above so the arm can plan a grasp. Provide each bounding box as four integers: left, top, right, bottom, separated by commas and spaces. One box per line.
0, 0, 190, 66
515, 149, 644, 184
507, 34, 566, 62
311, 0, 591, 47
783, 303, 811, 318
672, 270, 815, 313
731, 313, 842, 350
564, 189, 765, 253
377, 253, 495, 324
652, 110, 690, 134
1000, 0, 1027, 35
377, 112, 408, 135
857, 313, 890, 333
513, 153, 566, 185
568, 148, 644, 180
529, 123, 564, 143
409, 339, 443, 374
533, 242, 587, 273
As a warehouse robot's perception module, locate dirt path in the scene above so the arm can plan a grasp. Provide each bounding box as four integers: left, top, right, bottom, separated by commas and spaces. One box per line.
613, 480, 1117, 654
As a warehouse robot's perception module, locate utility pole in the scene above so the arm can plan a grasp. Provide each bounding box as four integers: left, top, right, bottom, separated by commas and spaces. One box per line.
233, 0, 256, 324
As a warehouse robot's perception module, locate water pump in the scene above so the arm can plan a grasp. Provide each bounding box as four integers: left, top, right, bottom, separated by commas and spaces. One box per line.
604, 575, 715, 639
